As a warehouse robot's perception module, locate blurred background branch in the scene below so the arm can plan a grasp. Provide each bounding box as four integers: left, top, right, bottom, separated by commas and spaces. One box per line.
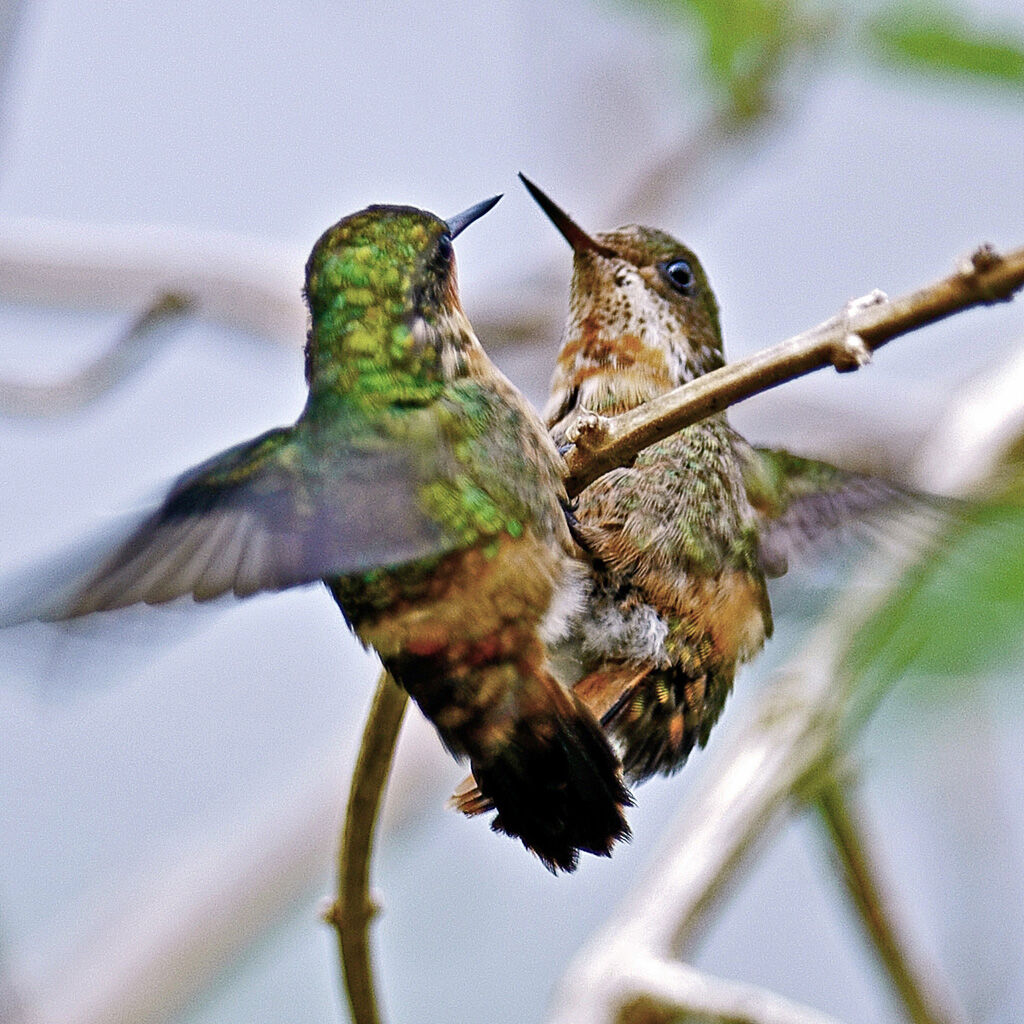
0, 292, 192, 416
2, 2, 1023, 1023
815, 777, 967, 1024
0, 220, 306, 343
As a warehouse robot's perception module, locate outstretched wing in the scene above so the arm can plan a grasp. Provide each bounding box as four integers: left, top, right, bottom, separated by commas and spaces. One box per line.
1, 426, 450, 624
743, 446, 928, 578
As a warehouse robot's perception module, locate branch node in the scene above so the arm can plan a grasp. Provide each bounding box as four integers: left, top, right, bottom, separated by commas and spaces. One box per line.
367, 893, 383, 920
832, 333, 872, 373
323, 894, 379, 925
958, 244, 1011, 303
960, 243, 1003, 277
847, 288, 888, 313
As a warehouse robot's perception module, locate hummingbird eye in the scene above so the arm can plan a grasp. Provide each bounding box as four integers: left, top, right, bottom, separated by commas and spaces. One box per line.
437, 234, 454, 262
661, 258, 695, 295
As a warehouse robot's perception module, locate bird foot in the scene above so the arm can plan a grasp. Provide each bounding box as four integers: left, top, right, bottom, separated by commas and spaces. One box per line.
565, 408, 611, 448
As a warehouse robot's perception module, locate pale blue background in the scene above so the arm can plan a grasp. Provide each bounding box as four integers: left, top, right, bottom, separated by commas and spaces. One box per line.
1, 2, 1023, 1023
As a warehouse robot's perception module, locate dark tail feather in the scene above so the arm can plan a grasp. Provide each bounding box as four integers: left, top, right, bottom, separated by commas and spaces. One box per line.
401, 653, 632, 872
470, 688, 632, 873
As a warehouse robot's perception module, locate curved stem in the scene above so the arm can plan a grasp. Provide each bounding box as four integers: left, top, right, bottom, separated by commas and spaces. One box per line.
815, 778, 967, 1024
326, 670, 408, 1024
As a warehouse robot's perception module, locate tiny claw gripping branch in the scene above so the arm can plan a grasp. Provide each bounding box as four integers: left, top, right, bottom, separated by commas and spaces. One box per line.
565, 409, 612, 448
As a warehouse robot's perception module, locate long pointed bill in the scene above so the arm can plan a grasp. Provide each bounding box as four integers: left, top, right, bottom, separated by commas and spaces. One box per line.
446, 194, 502, 238
518, 173, 617, 258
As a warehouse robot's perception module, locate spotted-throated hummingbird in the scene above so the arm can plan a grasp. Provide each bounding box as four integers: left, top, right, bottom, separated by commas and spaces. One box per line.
517, 175, 905, 783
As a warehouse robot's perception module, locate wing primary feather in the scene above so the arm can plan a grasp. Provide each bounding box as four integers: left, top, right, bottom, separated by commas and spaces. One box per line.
96, 519, 211, 609
146, 517, 225, 600
233, 525, 270, 597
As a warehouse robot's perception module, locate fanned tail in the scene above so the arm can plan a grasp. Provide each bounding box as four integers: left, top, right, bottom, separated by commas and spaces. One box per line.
470, 682, 633, 872
419, 665, 631, 873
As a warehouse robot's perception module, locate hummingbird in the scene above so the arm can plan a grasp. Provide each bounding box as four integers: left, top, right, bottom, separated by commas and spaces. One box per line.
512, 174, 906, 784
3, 198, 632, 872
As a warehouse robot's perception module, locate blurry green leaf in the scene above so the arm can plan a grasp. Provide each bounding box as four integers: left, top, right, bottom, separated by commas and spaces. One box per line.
622, 0, 832, 121
843, 502, 1024, 720
866, 4, 1024, 89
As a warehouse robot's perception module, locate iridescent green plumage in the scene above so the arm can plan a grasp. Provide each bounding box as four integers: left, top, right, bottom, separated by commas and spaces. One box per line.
5, 199, 632, 872
304, 208, 444, 411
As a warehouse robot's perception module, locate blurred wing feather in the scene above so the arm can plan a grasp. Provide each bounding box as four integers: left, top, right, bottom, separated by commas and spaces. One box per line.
745, 447, 936, 577
2, 426, 449, 623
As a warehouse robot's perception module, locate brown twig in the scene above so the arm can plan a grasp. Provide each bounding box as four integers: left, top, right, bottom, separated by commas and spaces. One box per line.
815, 777, 967, 1024
563, 243, 1024, 495
325, 671, 408, 1024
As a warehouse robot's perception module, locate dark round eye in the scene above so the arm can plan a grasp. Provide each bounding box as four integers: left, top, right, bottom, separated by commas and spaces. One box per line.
437, 234, 454, 261
661, 258, 695, 295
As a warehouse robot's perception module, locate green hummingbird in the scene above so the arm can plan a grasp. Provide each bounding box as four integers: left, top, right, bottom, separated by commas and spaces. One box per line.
3, 198, 632, 872
516, 175, 905, 783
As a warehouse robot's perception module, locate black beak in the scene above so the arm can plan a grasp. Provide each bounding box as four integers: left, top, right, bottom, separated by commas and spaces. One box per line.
446, 194, 502, 238
518, 173, 617, 258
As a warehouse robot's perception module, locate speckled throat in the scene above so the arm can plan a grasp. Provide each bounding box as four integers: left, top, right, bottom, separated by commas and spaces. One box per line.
545, 226, 725, 436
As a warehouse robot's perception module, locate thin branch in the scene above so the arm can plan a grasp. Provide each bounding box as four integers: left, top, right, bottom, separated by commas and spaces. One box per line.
0, 292, 193, 416
325, 671, 408, 1024
814, 778, 967, 1024
563, 243, 1024, 495
0, 217, 307, 342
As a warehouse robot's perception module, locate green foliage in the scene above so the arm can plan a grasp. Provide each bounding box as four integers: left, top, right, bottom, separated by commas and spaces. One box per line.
865, 3, 1024, 90
615, 0, 1024, 120
842, 500, 1024, 721
622, 0, 832, 121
